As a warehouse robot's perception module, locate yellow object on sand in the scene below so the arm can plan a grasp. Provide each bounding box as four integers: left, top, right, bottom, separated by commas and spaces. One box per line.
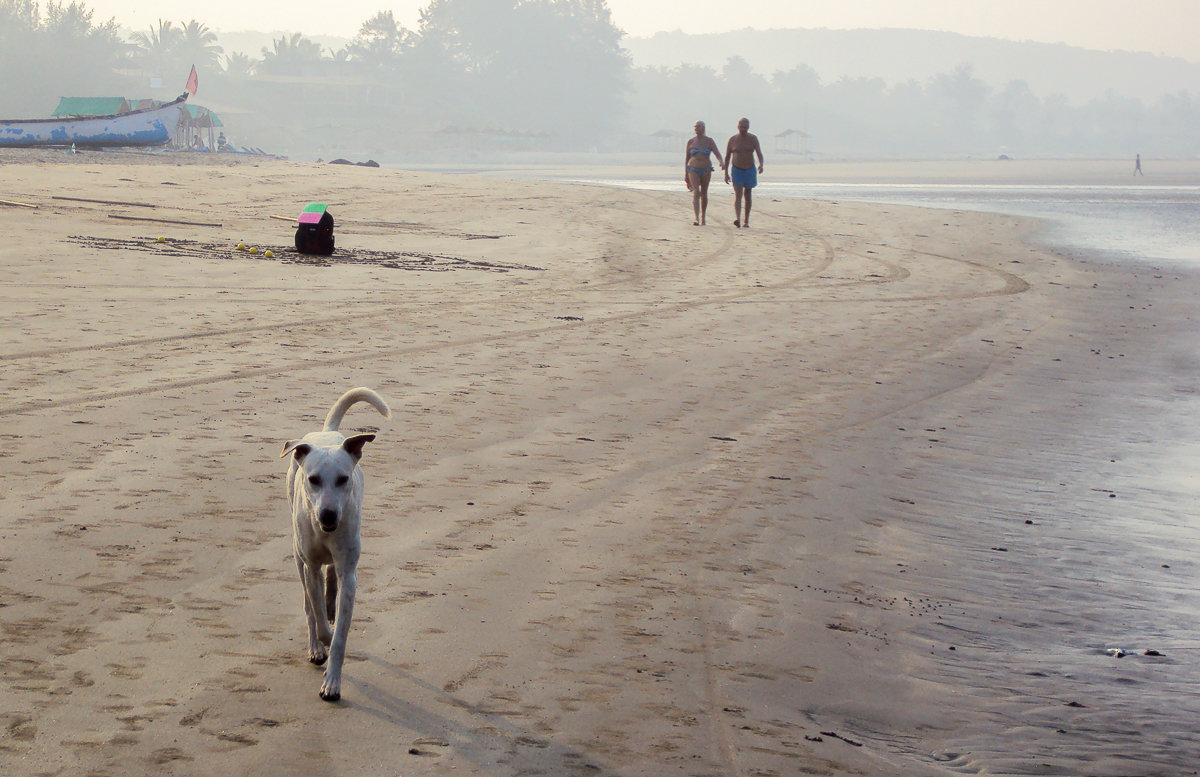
264, 250, 274, 258
249, 247, 259, 255
156, 236, 166, 243
236, 242, 247, 250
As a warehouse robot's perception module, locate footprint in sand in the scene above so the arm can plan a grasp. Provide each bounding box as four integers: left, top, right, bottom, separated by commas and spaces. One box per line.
152, 747, 194, 764
408, 737, 450, 757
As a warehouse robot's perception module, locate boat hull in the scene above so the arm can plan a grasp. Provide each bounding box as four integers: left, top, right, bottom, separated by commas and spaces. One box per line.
0, 95, 187, 148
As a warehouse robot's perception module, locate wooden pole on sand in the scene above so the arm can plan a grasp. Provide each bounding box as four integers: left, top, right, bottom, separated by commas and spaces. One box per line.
53, 195, 157, 208
108, 214, 222, 228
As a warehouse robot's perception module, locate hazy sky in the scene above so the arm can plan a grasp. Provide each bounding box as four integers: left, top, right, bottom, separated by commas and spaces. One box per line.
94, 0, 1198, 62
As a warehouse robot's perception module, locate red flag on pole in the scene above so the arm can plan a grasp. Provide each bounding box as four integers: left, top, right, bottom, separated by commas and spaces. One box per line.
185, 65, 198, 96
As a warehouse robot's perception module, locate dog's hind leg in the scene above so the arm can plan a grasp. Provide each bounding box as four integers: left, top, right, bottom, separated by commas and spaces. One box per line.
324, 565, 338, 624
296, 557, 331, 665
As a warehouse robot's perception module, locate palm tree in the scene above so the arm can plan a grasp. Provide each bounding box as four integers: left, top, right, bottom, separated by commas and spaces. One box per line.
177, 19, 223, 71
223, 51, 256, 79
328, 45, 353, 76
258, 32, 326, 77
132, 19, 182, 77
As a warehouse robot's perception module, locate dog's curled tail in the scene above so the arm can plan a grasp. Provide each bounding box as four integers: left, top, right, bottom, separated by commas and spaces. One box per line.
323, 387, 391, 432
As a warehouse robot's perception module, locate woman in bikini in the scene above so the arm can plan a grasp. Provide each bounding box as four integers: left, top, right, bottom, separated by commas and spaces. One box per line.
684, 120, 723, 226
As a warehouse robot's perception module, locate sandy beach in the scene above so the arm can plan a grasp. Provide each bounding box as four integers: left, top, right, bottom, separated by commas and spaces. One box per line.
2, 151, 1199, 776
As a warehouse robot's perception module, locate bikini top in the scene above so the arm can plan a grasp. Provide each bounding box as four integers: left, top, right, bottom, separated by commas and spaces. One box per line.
689, 146, 713, 157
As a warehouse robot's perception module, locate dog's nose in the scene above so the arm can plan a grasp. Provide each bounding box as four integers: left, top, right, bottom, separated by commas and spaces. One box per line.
318, 509, 339, 531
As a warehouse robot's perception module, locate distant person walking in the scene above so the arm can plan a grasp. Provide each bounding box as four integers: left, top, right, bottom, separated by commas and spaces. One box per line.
724, 117, 764, 228
684, 121, 723, 226
1134, 153, 1144, 175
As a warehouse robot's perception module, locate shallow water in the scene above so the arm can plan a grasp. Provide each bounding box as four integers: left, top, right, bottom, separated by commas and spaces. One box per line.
769, 182, 1200, 265
573, 177, 1200, 266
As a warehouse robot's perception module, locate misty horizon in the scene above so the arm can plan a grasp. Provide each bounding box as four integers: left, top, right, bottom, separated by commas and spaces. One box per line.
73, 0, 1200, 63
2, 1, 1197, 161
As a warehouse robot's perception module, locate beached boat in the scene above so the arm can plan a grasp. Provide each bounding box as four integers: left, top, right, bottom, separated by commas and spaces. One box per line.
0, 93, 188, 148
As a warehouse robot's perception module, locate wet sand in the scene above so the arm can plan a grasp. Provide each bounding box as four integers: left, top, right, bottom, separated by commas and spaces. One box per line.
1, 151, 1199, 776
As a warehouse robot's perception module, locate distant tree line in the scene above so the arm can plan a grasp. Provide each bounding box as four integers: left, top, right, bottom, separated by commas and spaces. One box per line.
635, 58, 1198, 158
0, 0, 631, 155
1, 0, 1195, 159
0, 0, 129, 111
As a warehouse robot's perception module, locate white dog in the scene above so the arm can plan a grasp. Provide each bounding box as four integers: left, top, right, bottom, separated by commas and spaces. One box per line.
280, 387, 390, 701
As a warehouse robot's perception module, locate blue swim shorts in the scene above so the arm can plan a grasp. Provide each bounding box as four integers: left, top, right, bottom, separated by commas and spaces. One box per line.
730, 164, 757, 189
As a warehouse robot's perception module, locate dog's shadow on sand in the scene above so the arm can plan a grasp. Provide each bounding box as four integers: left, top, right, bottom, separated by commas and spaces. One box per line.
342, 655, 625, 776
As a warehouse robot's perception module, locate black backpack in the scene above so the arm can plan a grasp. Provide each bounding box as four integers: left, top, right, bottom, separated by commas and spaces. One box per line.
295, 208, 335, 255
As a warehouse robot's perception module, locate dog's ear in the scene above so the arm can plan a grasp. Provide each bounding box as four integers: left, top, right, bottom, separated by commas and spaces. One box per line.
280, 441, 312, 460
342, 433, 375, 461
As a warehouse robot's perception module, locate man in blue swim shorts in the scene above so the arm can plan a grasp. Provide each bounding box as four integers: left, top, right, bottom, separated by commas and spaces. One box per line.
730, 163, 756, 189
723, 117, 765, 228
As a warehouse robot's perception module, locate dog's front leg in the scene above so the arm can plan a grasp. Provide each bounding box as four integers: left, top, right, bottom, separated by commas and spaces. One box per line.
295, 556, 331, 665
319, 566, 357, 702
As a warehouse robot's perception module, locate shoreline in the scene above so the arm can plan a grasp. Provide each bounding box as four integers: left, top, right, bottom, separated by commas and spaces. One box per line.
525, 160, 1200, 270
9, 147, 1194, 184
1, 154, 1198, 775
397, 154, 1200, 186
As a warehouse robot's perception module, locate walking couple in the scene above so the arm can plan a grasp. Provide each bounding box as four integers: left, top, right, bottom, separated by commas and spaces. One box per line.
685, 117, 764, 228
